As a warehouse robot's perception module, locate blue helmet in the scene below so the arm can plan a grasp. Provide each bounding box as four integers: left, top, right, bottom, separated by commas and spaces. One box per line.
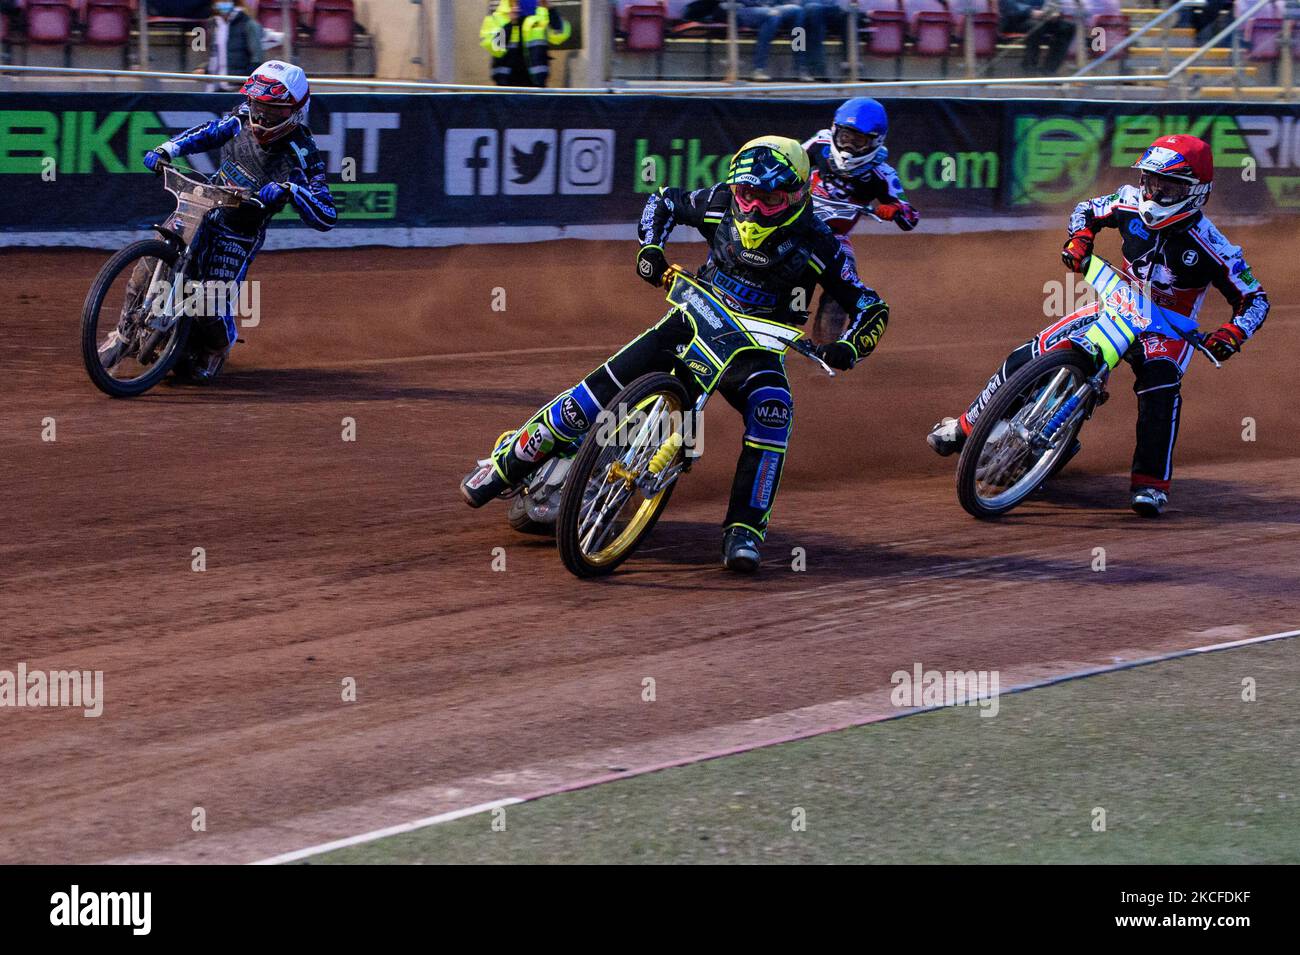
829, 98, 888, 174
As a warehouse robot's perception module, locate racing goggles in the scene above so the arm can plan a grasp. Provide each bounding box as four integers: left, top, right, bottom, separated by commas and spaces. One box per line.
248, 99, 295, 130
833, 125, 882, 157
1139, 171, 1192, 207
731, 183, 801, 217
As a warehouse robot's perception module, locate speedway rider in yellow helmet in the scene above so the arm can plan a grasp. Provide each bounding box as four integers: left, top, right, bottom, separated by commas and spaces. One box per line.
461, 135, 890, 573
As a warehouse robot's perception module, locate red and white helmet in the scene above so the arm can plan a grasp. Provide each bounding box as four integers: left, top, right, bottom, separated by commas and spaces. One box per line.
240, 60, 310, 145
1132, 134, 1213, 230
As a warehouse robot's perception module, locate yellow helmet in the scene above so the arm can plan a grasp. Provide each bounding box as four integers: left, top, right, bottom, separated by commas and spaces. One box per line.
724, 135, 811, 250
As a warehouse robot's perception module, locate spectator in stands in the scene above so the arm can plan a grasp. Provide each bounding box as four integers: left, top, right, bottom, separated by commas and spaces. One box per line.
801, 0, 849, 80
735, 0, 813, 81
1183, 0, 1227, 43
1002, 0, 1077, 73
209, 3, 266, 89
480, 0, 572, 87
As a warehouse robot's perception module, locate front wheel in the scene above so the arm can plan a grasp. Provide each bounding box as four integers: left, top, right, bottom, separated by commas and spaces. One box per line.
81, 239, 188, 398
557, 373, 693, 578
956, 348, 1096, 519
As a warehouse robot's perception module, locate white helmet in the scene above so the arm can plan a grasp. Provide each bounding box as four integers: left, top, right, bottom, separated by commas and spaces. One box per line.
240, 60, 311, 145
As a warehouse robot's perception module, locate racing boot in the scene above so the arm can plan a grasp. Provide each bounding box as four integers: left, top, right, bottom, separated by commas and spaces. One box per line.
188, 344, 230, 384
1130, 486, 1168, 518
722, 525, 762, 574
927, 416, 967, 457
460, 430, 519, 508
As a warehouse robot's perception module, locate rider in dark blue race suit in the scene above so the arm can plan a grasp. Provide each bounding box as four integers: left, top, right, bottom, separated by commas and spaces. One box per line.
460, 136, 891, 573
141, 59, 336, 381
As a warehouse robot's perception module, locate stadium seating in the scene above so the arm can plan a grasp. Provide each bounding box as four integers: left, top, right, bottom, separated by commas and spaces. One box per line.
861, 0, 908, 57
904, 0, 955, 57
950, 0, 998, 57
624, 1, 667, 52
310, 0, 354, 50
81, 0, 134, 47
22, 0, 75, 46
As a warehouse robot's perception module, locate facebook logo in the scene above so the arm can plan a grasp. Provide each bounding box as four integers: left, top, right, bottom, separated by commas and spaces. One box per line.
445, 129, 499, 196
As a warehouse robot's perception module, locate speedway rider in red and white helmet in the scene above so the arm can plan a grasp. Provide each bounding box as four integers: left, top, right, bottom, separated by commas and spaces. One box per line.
135, 60, 336, 382
926, 134, 1269, 518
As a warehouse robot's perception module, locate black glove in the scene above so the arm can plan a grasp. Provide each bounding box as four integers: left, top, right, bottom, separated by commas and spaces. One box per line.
636, 245, 669, 287
818, 341, 857, 371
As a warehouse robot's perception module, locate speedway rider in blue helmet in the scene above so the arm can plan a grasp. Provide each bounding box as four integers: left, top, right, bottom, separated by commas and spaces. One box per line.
461, 136, 891, 573
803, 98, 919, 341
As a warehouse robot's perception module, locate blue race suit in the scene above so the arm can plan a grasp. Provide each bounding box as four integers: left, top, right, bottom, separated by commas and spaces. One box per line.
156, 103, 336, 352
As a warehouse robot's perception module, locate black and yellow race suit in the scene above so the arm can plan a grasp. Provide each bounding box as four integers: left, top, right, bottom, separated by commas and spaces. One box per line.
487, 182, 889, 539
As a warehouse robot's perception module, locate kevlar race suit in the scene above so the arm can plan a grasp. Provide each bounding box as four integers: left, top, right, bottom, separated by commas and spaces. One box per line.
155, 103, 337, 356
960, 184, 1269, 492
802, 136, 915, 340
484, 181, 890, 539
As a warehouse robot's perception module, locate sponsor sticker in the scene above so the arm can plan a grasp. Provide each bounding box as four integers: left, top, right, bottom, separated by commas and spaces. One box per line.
750, 450, 781, 510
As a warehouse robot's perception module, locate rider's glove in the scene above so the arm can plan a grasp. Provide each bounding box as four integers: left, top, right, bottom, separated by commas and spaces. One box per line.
142, 147, 172, 175
1204, 322, 1245, 361
818, 341, 857, 371
636, 244, 669, 287
1061, 228, 1094, 273
257, 181, 290, 208
875, 201, 919, 232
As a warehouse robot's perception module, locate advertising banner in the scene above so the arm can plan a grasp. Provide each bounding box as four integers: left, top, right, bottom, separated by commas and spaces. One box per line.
1, 92, 1293, 247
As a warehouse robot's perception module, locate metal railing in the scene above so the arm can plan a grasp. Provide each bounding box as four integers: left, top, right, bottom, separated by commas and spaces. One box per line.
1072, 0, 1207, 77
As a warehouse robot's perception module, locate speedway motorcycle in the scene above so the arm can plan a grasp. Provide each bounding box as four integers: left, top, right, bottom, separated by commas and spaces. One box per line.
954, 256, 1221, 519
499, 266, 835, 578
80, 161, 264, 398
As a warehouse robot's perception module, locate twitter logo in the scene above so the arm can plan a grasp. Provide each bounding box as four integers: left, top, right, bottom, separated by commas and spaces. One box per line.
503, 129, 556, 195
511, 140, 551, 185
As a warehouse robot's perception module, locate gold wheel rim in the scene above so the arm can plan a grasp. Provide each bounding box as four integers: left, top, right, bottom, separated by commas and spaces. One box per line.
583, 391, 685, 567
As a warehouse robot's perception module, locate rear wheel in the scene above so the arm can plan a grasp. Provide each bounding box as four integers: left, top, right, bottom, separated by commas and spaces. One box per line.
507, 495, 555, 536
956, 349, 1096, 519
81, 239, 188, 398
557, 373, 693, 578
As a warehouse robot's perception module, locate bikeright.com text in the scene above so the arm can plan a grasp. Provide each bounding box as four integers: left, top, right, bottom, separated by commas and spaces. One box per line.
0, 663, 103, 717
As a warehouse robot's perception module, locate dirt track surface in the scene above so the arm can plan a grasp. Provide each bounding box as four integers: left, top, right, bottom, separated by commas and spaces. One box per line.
1, 227, 1297, 864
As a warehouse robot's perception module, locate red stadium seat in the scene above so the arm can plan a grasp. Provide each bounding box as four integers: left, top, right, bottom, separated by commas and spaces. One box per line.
912, 12, 954, 56
625, 2, 666, 52
861, 0, 906, 57
24, 0, 75, 44
1243, 17, 1283, 60
309, 0, 353, 50
82, 0, 133, 46
1088, 13, 1129, 58
253, 0, 300, 35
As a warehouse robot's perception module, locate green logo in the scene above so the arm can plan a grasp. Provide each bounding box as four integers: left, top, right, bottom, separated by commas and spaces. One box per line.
1011, 116, 1105, 206
634, 138, 733, 194
1264, 176, 1300, 208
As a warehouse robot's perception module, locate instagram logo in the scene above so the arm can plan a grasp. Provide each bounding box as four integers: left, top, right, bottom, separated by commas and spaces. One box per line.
561, 129, 614, 195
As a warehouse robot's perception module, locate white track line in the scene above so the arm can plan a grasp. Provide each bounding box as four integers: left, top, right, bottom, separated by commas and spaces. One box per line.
251, 799, 522, 865
251, 627, 1299, 865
